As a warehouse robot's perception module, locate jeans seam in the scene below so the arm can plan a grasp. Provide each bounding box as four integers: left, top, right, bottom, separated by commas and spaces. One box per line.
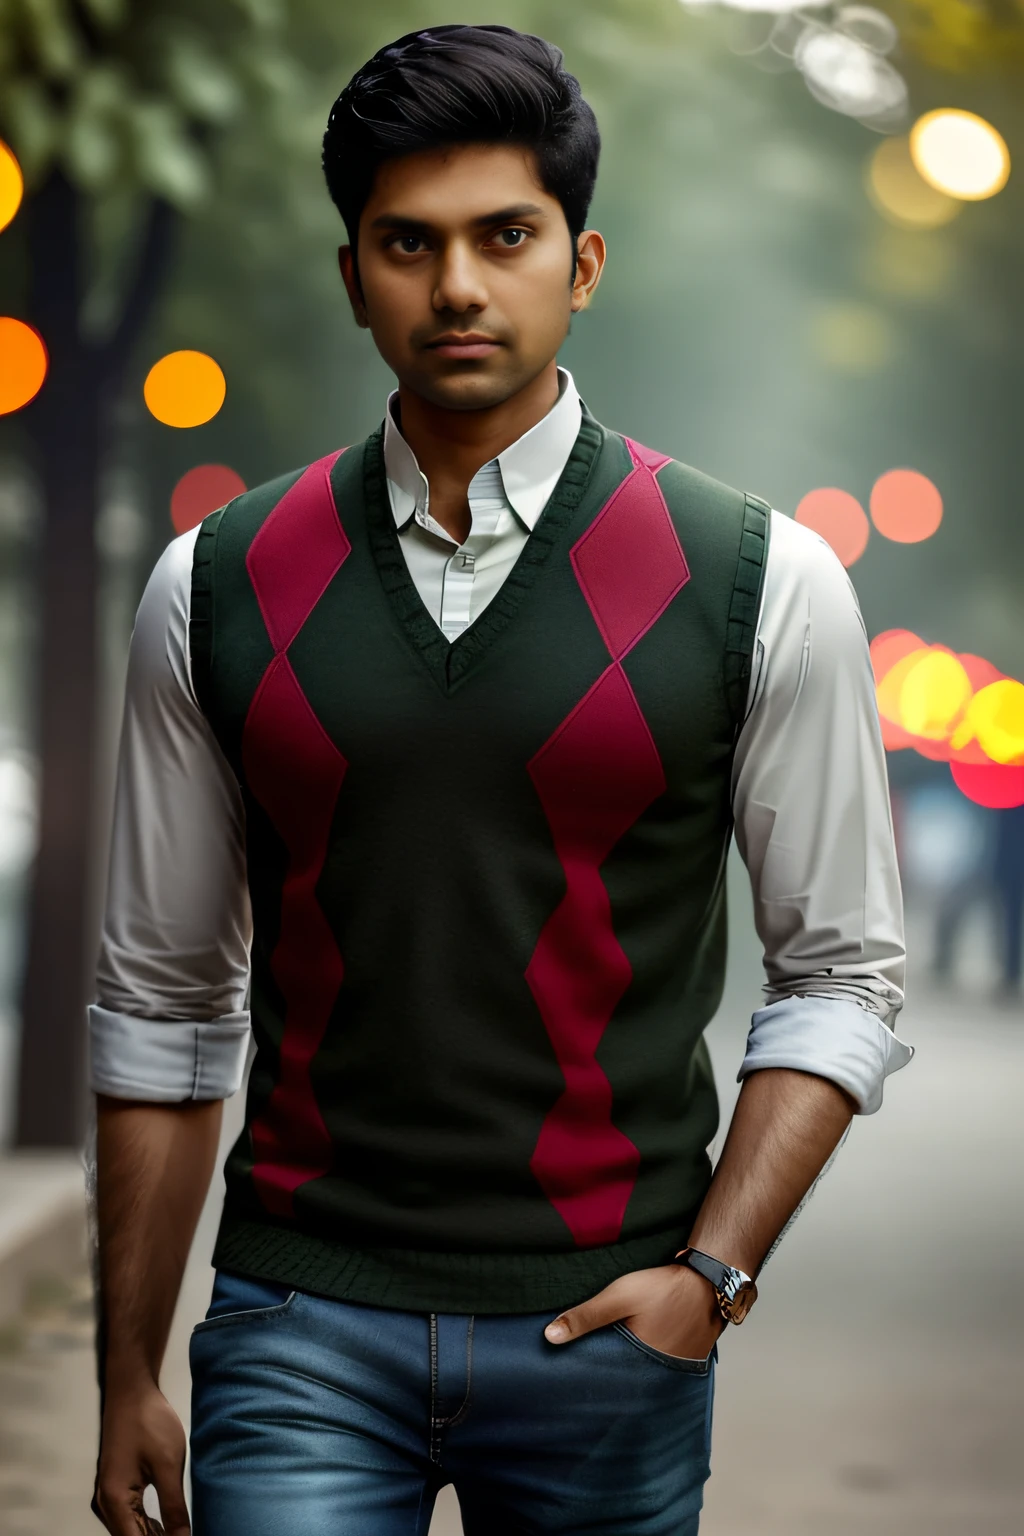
428, 1313, 441, 1465
442, 1315, 474, 1428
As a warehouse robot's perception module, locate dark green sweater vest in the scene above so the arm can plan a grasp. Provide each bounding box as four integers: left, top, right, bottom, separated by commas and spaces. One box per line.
190, 410, 769, 1313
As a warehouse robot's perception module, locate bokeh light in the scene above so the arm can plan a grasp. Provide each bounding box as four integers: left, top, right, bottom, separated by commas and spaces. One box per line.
794, 27, 906, 125
870, 468, 943, 543
870, 631, 924, 751
870, 628, 925, 684
910, 110, 1010, 201
866, 135, 961, 229
898, 650, 972, 741
0, 142, 23, 233
144, 350, 226, 428
951, 679, 1024, 766
948, 656, 1006, 764
873, 626, 1024, 780
171, 464, 247, 535
0, 318, 48, 415
794, 487, 869, 566
876, 644, 934, 729
951, 760, 1024, 810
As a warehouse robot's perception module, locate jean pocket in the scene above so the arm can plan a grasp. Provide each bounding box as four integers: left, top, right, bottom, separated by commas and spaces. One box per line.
611, 1320, 716, 1375
192, 1271, 299, 1334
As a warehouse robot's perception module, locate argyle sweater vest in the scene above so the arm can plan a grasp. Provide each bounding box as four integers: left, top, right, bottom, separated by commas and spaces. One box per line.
190, 410, 770, 1313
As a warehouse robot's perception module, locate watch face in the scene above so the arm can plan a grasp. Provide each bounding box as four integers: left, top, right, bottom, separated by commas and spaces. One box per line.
729, 1281, 757, 1324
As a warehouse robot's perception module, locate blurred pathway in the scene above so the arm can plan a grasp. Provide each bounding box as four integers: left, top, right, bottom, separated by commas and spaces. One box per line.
1, 891, 1020, 1532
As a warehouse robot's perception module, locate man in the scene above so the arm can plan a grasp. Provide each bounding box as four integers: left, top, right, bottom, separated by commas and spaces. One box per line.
90, 24, 912, 1536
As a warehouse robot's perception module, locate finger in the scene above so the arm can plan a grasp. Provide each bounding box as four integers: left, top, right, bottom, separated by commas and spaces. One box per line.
93, 1481, 158, 1536
544, 1274, 638, 1343
150, 1459, 191, 1536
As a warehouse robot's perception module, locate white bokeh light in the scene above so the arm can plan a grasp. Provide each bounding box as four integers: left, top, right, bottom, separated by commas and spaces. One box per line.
795, 27, 907, 122
680, 0, 830, 14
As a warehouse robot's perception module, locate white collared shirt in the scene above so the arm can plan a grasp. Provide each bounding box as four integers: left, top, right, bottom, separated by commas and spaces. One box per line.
87, 368, 912, 1117
384, 368, 582, 640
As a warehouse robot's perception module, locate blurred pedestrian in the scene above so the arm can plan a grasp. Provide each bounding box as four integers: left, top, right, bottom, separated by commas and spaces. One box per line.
993, 803, 1024, 1002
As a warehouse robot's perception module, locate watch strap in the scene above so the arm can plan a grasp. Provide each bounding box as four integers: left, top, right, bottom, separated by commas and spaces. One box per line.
672, 1245, 757, 1322
676, 1247, 732, 1296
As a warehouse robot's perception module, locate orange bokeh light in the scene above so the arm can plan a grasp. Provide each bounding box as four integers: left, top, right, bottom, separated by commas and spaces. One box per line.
794, 488, 870, 567
870, 469, 943, 543
0, 317, 48, 414
144, 350, 226, 428
171, 464, 247, 535
0, 141, 23, 233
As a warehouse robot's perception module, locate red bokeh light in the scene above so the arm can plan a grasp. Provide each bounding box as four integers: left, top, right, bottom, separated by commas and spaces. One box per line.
170, 464, 246, 535
870, 469, 943, 543
950, 759, 1024, 809
794, 488, 870, 567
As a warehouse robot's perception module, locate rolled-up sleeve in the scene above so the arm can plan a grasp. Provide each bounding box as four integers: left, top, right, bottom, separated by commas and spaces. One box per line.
731, 509, 913, 1115
88, 524, 252, 1102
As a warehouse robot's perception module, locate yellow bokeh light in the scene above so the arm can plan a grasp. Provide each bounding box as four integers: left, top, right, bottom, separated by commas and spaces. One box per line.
910, 110, 1010, 202
952, 680, 1024, 765
898, 650, 972, 740
0, 142, 23, 234
876, 647, 932, 726
866, 135, 961, 230
144, 350, 226, 428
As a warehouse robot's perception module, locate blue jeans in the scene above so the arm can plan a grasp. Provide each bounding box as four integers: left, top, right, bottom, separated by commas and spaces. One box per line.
189, 1269, 717, 1535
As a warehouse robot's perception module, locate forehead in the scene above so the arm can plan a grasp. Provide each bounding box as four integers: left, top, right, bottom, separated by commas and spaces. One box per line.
364, 143, 555, 226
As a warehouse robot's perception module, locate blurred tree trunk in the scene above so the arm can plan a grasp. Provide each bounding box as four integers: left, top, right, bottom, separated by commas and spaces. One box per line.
15, 172, 175, 1148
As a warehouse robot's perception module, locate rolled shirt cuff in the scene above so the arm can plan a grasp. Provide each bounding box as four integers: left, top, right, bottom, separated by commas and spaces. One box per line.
88, 1003, 251, 1102
737, 994, 914, 1115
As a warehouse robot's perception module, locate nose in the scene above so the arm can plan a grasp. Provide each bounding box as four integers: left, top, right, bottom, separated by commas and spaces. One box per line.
432, 238, 489, 315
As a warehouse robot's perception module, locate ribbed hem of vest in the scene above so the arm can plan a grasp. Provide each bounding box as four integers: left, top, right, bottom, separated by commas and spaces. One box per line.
724, 492, 771, 729
212, 1210, 703, 1315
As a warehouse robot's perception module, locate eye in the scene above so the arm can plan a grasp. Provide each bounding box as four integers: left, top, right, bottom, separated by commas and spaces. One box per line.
389, 234, 428, 254
493, 227, 530, 248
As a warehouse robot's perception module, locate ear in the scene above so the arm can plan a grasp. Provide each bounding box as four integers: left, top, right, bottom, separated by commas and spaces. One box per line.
338, 245, 369, 328
571, 229, 606, 313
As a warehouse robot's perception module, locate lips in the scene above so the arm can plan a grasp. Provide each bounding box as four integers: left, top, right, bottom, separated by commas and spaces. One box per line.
426, 335, 502, 358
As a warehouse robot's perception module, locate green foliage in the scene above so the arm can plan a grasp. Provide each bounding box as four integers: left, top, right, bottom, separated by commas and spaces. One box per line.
0, 0, 311, 204
887, 0, 1024, 73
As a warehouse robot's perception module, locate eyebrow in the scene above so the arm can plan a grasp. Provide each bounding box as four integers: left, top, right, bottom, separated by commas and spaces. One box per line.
369, 203, 547, 233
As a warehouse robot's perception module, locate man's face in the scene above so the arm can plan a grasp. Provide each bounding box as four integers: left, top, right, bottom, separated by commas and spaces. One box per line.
339, 143, 602, 411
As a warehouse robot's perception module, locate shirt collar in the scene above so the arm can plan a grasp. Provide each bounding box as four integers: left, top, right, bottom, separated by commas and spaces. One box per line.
384, 366, 582, 533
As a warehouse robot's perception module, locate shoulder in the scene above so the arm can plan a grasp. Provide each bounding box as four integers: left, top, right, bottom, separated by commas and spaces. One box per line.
137, 525, 201, 642
762, 510, 865, 635
206, 463, 310, 539
205, 446, 359, 552
128, 526, 203, 700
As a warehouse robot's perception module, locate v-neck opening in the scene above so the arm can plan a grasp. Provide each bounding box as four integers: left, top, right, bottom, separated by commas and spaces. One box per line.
360, 408, 606, 693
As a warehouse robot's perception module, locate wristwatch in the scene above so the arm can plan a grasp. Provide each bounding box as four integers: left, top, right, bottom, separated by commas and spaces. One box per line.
672, 1246, 758, 1324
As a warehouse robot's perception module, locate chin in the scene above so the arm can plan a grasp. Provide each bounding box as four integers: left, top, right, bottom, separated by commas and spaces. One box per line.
415, 366, 523, 413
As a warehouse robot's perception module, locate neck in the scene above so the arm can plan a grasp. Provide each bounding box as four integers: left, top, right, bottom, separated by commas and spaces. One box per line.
396, 361, 561, 511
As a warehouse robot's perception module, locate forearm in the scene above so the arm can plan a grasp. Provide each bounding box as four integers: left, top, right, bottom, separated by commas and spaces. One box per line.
96, 1094, 223, 1389
686, 1067, 855, 1276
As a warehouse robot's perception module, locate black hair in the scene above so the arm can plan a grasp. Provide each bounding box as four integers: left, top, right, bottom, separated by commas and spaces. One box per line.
322, 24, 600, 262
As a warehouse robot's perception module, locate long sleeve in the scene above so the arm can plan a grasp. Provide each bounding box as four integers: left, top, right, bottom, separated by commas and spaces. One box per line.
731, 509, 913, 1115
87, 526, 253, 1102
